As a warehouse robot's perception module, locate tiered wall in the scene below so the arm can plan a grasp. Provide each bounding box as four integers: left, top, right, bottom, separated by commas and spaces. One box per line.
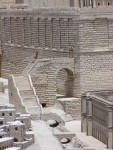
0, 8, 113, 95
0, 9, 79, 50
79, 9, 113, 93
0, 8, 79, 77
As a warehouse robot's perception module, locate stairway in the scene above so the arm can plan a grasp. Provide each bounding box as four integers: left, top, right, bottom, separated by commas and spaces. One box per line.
22, 59, 38, 75
14, 76, 42, 120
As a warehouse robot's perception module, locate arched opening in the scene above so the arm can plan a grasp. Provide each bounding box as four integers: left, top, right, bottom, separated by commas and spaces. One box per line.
14, 138, 18, 142
41, 103, 47, 108
56, 68, 74, 98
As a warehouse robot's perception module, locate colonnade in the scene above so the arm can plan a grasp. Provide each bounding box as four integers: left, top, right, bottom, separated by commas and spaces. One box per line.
81, 93, 113, 149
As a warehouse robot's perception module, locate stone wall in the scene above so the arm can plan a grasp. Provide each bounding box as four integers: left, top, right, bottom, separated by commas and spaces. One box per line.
56, 69, 68, 96
80, 51, 113, 94
57, 98, 81, 120
0, 9, 79, 50
1, 8, 113, 97
8, 75, 26, 113
0, 137, 14, 149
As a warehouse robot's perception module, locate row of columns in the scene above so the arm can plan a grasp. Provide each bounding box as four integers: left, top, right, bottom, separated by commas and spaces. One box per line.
81, 94, 113, 149
79, 0, 112, 8
80, 0, 94, 8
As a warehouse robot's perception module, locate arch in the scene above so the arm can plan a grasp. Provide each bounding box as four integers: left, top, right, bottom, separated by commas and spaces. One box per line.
55, 67, 74, 97
41, 103, 47, 108
55, 67, 74, 78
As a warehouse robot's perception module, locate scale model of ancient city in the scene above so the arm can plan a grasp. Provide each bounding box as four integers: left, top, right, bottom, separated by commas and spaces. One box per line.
0, 0, 113, 150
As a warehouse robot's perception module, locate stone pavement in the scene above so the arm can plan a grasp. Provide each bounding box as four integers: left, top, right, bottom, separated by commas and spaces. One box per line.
25, 120, 63, 150
65, 121, 108, 150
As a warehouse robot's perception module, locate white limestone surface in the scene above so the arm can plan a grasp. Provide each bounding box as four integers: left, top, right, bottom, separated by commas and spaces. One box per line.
4, 147, 20, 150
25, 120, 63, 150
0, 137, 13, 142
65, 121, 108, 150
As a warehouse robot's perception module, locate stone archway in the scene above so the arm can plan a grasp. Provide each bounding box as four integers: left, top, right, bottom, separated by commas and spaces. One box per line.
45, 66, 75, 106
56, 68, 74, 97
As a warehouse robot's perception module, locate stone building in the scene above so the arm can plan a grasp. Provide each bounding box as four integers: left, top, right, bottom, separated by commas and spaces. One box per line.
81, 91, 113, 149
0, 104, 34, 149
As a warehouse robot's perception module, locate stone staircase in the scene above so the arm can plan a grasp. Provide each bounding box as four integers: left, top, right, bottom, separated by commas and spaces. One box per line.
22, 58, 51, 75
14, 75, 42, 120
22, 59, 38, 75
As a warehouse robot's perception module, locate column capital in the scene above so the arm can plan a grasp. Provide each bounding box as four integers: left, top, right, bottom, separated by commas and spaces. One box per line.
87, 115, 92, 119
106, 105, 113, 111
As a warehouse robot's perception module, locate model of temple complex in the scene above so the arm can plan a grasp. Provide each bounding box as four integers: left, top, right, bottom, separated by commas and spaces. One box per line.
0, 2, 113, 150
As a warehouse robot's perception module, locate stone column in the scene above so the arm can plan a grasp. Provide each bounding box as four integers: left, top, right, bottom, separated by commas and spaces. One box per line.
107, 106, 113, 149
103, 0, 105, 6
81, 95, 87, 132
87, 96, 93, 136
93, 0, 96, 7
81, 0, 83, 7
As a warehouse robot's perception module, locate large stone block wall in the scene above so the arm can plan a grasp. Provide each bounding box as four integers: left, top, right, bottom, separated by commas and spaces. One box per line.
0, 9, 79, 51
79, 8, 113, 52
1, 8, 113, 97
79, 18, 109, 52
80, 51, 113, 93
56, 69, 68, 96
1, 45, 72, 77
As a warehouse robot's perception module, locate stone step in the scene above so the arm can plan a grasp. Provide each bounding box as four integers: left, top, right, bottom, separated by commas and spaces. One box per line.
13, 75, 42, 120
23, 99, 38, 106
23, 101, 37, 107
27, 106, 41, 114
30, 114, 40, 120
21, 95, 36, 99
19, 90, 33, 96
14, 76, 31, 90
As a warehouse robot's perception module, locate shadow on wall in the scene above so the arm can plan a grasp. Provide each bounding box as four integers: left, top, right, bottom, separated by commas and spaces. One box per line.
56, 68, 74, 97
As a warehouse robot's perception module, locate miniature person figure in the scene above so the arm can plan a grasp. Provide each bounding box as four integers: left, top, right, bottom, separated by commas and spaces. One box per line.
34, 51, 38, 59
69, 47, 74, 58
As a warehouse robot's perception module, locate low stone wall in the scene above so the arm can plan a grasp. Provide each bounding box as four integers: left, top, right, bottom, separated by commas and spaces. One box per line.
14, 138, 34, 149
0, 137, 14, 149
57, 98, 81, 120
8, 75, 26, 113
